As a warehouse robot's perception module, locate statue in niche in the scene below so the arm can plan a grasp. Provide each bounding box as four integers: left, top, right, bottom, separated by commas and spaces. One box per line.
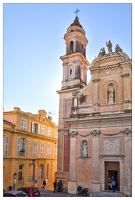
106, 40, 112, 53
108, 85, 115, 104
81, 141, 88, 157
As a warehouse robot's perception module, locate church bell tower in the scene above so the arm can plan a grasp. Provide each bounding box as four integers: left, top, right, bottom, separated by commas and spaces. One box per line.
56, 10, 90, 193
60, 11, 90, 90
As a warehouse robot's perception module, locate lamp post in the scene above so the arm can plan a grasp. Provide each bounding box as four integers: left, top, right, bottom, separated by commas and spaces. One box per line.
32, 159, 36, 184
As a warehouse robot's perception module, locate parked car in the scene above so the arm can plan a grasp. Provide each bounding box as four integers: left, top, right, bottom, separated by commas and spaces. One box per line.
3, 190, 28, 197
17, 187, 41, 197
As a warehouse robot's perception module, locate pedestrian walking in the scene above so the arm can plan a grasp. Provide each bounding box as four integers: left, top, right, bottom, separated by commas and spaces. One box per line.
34, 180, 37, 187
112, 180, 116, 192
53, 180, 57, 193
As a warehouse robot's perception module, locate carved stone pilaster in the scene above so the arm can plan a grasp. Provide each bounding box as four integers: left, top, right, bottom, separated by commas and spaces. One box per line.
69, 130, 78, 138
91, 130, 101, 137
122, 128, 132, 136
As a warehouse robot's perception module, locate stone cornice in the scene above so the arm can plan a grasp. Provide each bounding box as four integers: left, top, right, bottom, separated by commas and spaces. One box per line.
90, 63, 120, 71
56, 87, 80, 94
90, 60, 131, 73
60, 52, 90, 66
90, 52, 130, 68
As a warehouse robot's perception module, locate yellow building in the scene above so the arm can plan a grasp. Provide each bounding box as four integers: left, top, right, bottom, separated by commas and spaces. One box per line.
3, 107, 58, 191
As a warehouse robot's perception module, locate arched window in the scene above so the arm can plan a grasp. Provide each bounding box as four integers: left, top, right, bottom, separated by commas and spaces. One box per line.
70, 41, 73, 54
82, 44, 84, 56
69, 65, 73, 79
81, 140, 88, 158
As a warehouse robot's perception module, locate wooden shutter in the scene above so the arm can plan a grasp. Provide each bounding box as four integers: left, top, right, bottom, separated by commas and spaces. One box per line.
25, 139, 29, 156
16, 137, 20, 156
32, 122, 35, 133
38, 124, 40, 134
5, 136, 9, 155
35, 141, 38, 156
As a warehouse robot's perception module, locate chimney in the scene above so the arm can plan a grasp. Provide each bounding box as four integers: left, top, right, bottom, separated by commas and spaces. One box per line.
48, 116, 52, 121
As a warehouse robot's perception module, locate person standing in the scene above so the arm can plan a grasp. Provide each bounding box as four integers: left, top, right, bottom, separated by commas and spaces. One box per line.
112, 179, 116, 192
53, 181, 57, 193
43, 180, 46, 189
108, 177, 112, 190
58, 180, 62, 192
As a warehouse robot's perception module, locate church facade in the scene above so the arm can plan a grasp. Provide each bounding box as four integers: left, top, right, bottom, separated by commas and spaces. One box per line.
56, 16, 132, 196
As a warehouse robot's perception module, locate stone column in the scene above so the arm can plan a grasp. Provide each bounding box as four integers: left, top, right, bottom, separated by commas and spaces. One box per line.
121, 63, 132, 111
122, 73, 130, 101
122, 128, 132, 196
68, 42, 70, 55
66, 41, 68, 54
68, 130, 78, 194
91, 130, 101, 192
73, 40, 76, 53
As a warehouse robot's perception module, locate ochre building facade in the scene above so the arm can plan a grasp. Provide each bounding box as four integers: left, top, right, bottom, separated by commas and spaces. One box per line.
56, 16, 132, 196
3, 107, 58, 191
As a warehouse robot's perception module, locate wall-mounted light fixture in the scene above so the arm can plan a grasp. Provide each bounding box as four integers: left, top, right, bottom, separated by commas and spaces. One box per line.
32, 159, 36, 164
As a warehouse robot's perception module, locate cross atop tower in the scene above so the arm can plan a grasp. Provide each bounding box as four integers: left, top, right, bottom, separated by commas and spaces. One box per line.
74, 9, 80, 17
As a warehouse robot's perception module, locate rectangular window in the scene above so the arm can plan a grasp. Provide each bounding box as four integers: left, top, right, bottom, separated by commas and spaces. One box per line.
39, 165, 44, 180
21, 119, 26, 131
25, 139, 29, 156
41, 126, 45, 135
18, 165, 23, 181
40, 142, 44, 157
4, 136, 9, 155
33, 141, 38, 157
48, 128, 51, 137
46, 143, 51, 157
16, 137, 29, 156
32, 122, 38, 134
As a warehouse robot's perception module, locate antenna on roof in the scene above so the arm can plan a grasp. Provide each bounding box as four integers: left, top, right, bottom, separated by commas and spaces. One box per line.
48, 111, 54, 116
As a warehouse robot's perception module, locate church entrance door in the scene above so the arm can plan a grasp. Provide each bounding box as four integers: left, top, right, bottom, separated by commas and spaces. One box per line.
105, 162, 120, 191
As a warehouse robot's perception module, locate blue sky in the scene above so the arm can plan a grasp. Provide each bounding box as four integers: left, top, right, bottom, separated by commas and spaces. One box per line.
2, 2, 132, 125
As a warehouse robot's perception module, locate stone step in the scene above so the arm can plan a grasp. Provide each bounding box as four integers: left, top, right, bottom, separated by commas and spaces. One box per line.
90, 190, 126, 197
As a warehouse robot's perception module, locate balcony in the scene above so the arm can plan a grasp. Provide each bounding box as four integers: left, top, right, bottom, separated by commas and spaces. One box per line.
19, 149, 25, 156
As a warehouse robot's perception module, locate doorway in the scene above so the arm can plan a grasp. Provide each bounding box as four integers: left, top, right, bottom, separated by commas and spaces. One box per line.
105, 162, 119, 191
